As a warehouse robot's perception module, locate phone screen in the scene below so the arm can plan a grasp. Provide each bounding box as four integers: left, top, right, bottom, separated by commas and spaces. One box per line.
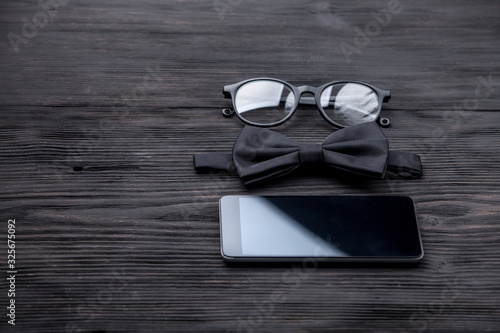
219, 196, 423, 262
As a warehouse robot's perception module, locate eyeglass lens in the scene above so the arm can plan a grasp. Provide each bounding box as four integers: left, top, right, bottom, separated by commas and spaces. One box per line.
235, 80, 295, 125
321, 83, 380, 127
233, 80, 380, 127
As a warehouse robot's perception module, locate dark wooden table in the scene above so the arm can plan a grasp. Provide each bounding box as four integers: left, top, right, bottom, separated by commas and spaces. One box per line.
1, 0, 499, 332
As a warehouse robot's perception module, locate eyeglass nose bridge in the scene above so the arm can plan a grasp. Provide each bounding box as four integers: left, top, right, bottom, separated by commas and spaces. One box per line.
297, 85, 319, 95
296, 85, 320, 106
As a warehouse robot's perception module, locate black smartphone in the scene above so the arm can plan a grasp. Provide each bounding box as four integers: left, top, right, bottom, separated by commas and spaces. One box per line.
219, 195, 424, 263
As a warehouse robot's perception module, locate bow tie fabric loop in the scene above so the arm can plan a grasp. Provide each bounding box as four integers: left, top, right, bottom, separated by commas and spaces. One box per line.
299, 144, 323, 164
193, 122, 422, 186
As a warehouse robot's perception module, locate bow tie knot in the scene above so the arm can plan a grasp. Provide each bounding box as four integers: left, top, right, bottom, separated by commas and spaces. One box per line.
299, 143, 324, 164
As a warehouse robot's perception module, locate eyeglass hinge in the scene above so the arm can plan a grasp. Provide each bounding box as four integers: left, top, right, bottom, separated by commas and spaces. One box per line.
378, 117, 391, 127
222, 108, 234, 117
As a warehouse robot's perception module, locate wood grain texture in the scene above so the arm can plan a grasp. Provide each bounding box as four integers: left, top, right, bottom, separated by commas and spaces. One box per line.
1, 0, 500, 332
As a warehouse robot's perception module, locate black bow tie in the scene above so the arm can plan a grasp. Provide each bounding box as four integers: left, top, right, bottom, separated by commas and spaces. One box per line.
194, 123, 422, 185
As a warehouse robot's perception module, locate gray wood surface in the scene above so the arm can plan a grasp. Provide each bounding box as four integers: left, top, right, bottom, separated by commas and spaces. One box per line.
1, 0, 499, 332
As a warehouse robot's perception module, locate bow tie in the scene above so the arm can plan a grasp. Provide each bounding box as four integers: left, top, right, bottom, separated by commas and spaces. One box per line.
194, 123, 422, 185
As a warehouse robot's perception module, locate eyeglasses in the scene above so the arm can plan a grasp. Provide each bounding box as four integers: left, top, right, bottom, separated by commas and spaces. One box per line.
222, 78, 391, 128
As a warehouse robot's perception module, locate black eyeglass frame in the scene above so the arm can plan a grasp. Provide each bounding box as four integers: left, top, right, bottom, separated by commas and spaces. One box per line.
223, 77, 391, 128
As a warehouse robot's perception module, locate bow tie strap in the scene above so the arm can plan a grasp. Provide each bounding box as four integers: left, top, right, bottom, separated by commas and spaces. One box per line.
193, 153, 235, 173
387, 150, 422, 179
194, 152, 300, 185
193, 123, 423, 185
193, 151, 422, 182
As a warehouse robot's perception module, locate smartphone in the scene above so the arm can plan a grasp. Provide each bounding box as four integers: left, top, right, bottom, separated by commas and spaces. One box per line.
219, 195, 424, 263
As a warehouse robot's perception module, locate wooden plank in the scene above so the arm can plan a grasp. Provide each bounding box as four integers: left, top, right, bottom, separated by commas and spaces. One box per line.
1, 0, 500, 332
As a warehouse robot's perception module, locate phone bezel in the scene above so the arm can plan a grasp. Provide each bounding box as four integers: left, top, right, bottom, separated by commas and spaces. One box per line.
219, 195, 424, 263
